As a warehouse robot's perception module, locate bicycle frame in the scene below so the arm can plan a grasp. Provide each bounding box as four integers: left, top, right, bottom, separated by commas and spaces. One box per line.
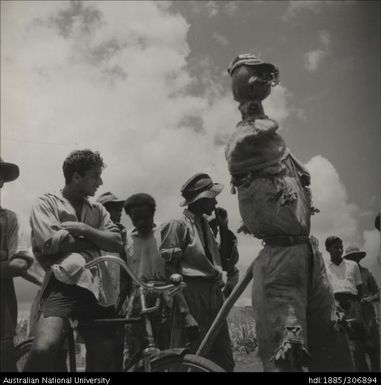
62, 255, 186, 372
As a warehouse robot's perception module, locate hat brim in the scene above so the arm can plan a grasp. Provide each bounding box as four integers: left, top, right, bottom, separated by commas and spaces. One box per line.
0, 162, 19, 182
103, 199, 125, 207
180, 183, 223, 207
229, 61, 277, 76
343, 251, 366, 260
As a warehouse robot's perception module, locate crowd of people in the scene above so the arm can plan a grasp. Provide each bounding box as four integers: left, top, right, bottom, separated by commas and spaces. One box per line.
0, 151, 239, 372
0, 151, 379, 373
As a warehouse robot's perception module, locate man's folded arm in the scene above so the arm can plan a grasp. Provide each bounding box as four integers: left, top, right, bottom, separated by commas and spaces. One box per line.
80, 226, 122, 253
30, 197, 96, 265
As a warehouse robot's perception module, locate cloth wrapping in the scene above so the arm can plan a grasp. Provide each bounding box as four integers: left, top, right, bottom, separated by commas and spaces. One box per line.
225, 118, 353, 371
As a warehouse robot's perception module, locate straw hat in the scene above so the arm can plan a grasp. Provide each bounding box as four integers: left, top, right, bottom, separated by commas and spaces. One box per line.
343, 245, 366, 261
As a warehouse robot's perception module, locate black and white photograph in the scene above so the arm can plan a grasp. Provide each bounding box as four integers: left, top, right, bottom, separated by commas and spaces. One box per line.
0, 0, 380, 377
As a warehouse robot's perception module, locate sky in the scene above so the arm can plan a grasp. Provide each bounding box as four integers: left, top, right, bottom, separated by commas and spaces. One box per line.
1, 0, 380, 310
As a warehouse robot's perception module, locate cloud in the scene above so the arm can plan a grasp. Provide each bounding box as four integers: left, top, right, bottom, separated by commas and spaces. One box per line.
205, 1, 219, 17
307, 155, 359, 244
224, 2, 239, 16
282, 1, 324, 22
212, 32, 229, 47
263, 84, 293, 124
304, 30, 331, 72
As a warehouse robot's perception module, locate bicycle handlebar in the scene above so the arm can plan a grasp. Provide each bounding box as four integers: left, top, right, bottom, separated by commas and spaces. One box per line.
84, 255, 183, 293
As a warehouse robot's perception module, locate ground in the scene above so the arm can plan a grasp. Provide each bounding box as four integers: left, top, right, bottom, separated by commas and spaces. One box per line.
15, 305, 261, 372
227, 305, 262, 372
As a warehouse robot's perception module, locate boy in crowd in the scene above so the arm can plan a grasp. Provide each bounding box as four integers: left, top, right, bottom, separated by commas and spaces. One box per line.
120, 193, 198, 368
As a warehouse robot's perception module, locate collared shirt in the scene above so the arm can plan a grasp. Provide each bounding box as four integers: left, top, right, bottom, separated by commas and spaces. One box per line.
0, 208, 19, 337
125, 226, 167, 283
160, 210, 222, 279
327, 259, 362, 296
30, 191, 119, 302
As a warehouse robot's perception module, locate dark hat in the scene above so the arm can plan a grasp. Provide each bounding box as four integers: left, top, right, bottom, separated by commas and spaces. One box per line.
0, 158, 19, 183
227, 53, 279, 79
180, 173, 223, 207
343, 245, 366, 261
96, 192, 124, 206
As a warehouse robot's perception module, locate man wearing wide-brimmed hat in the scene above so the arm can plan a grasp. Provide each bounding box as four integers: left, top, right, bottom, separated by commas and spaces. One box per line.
160, 173, 236, 371
344, 245, 380, 372
0, 158, 42, 371
96, 192, 125, 225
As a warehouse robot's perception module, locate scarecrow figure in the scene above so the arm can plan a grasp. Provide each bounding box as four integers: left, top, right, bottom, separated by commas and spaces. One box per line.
224, 54, 353, 372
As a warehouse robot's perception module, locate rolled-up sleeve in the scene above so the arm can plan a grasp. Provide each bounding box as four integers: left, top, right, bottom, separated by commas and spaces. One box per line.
97, 204, 120, 233
160, 219, 189, 252
30, 197, 70, 257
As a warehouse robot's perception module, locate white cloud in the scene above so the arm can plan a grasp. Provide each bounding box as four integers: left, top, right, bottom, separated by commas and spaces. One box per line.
205, 1, 219, 17
304, 49, 326, 72
307, 155, 359, 245
212, 32, 229, 47
318, 30, 331, 47
304, 30, 331, 72
263, 84, 292, 124
225, 2, 239, 16
282, 1, 323, 22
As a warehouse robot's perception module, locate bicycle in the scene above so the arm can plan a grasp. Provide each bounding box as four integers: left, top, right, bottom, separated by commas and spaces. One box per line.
15, 255, 224, 373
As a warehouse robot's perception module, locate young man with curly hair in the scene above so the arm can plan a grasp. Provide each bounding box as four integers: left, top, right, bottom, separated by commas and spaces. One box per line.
24, 149, 123, 372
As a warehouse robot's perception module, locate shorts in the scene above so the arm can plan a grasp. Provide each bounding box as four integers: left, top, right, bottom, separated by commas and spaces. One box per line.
39, 275, 116, 339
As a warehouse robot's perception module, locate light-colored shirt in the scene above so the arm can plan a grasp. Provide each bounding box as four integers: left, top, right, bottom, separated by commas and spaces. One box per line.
30, 191, 118, 302
327, 259, 362, 296
125, 226, 167, 283
160, 210, 222, 279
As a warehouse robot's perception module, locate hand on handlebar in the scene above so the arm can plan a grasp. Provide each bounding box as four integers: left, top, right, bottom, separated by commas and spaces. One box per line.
160, 248, 182, 264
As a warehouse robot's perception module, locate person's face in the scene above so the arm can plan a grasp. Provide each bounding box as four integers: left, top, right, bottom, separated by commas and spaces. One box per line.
74, 166, 103, 197
105, 204, 123, 224
327, 241, 343, 262
198, 198, 217, 216
129, 205, 154, 236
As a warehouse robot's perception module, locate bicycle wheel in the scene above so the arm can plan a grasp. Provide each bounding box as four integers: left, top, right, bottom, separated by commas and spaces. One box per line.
149, 353, 225, 372
15, 337, 34, 372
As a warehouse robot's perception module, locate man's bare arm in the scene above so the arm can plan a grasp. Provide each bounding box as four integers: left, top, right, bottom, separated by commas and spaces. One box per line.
61, 222, 123, 253
21, 270, 44, 286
